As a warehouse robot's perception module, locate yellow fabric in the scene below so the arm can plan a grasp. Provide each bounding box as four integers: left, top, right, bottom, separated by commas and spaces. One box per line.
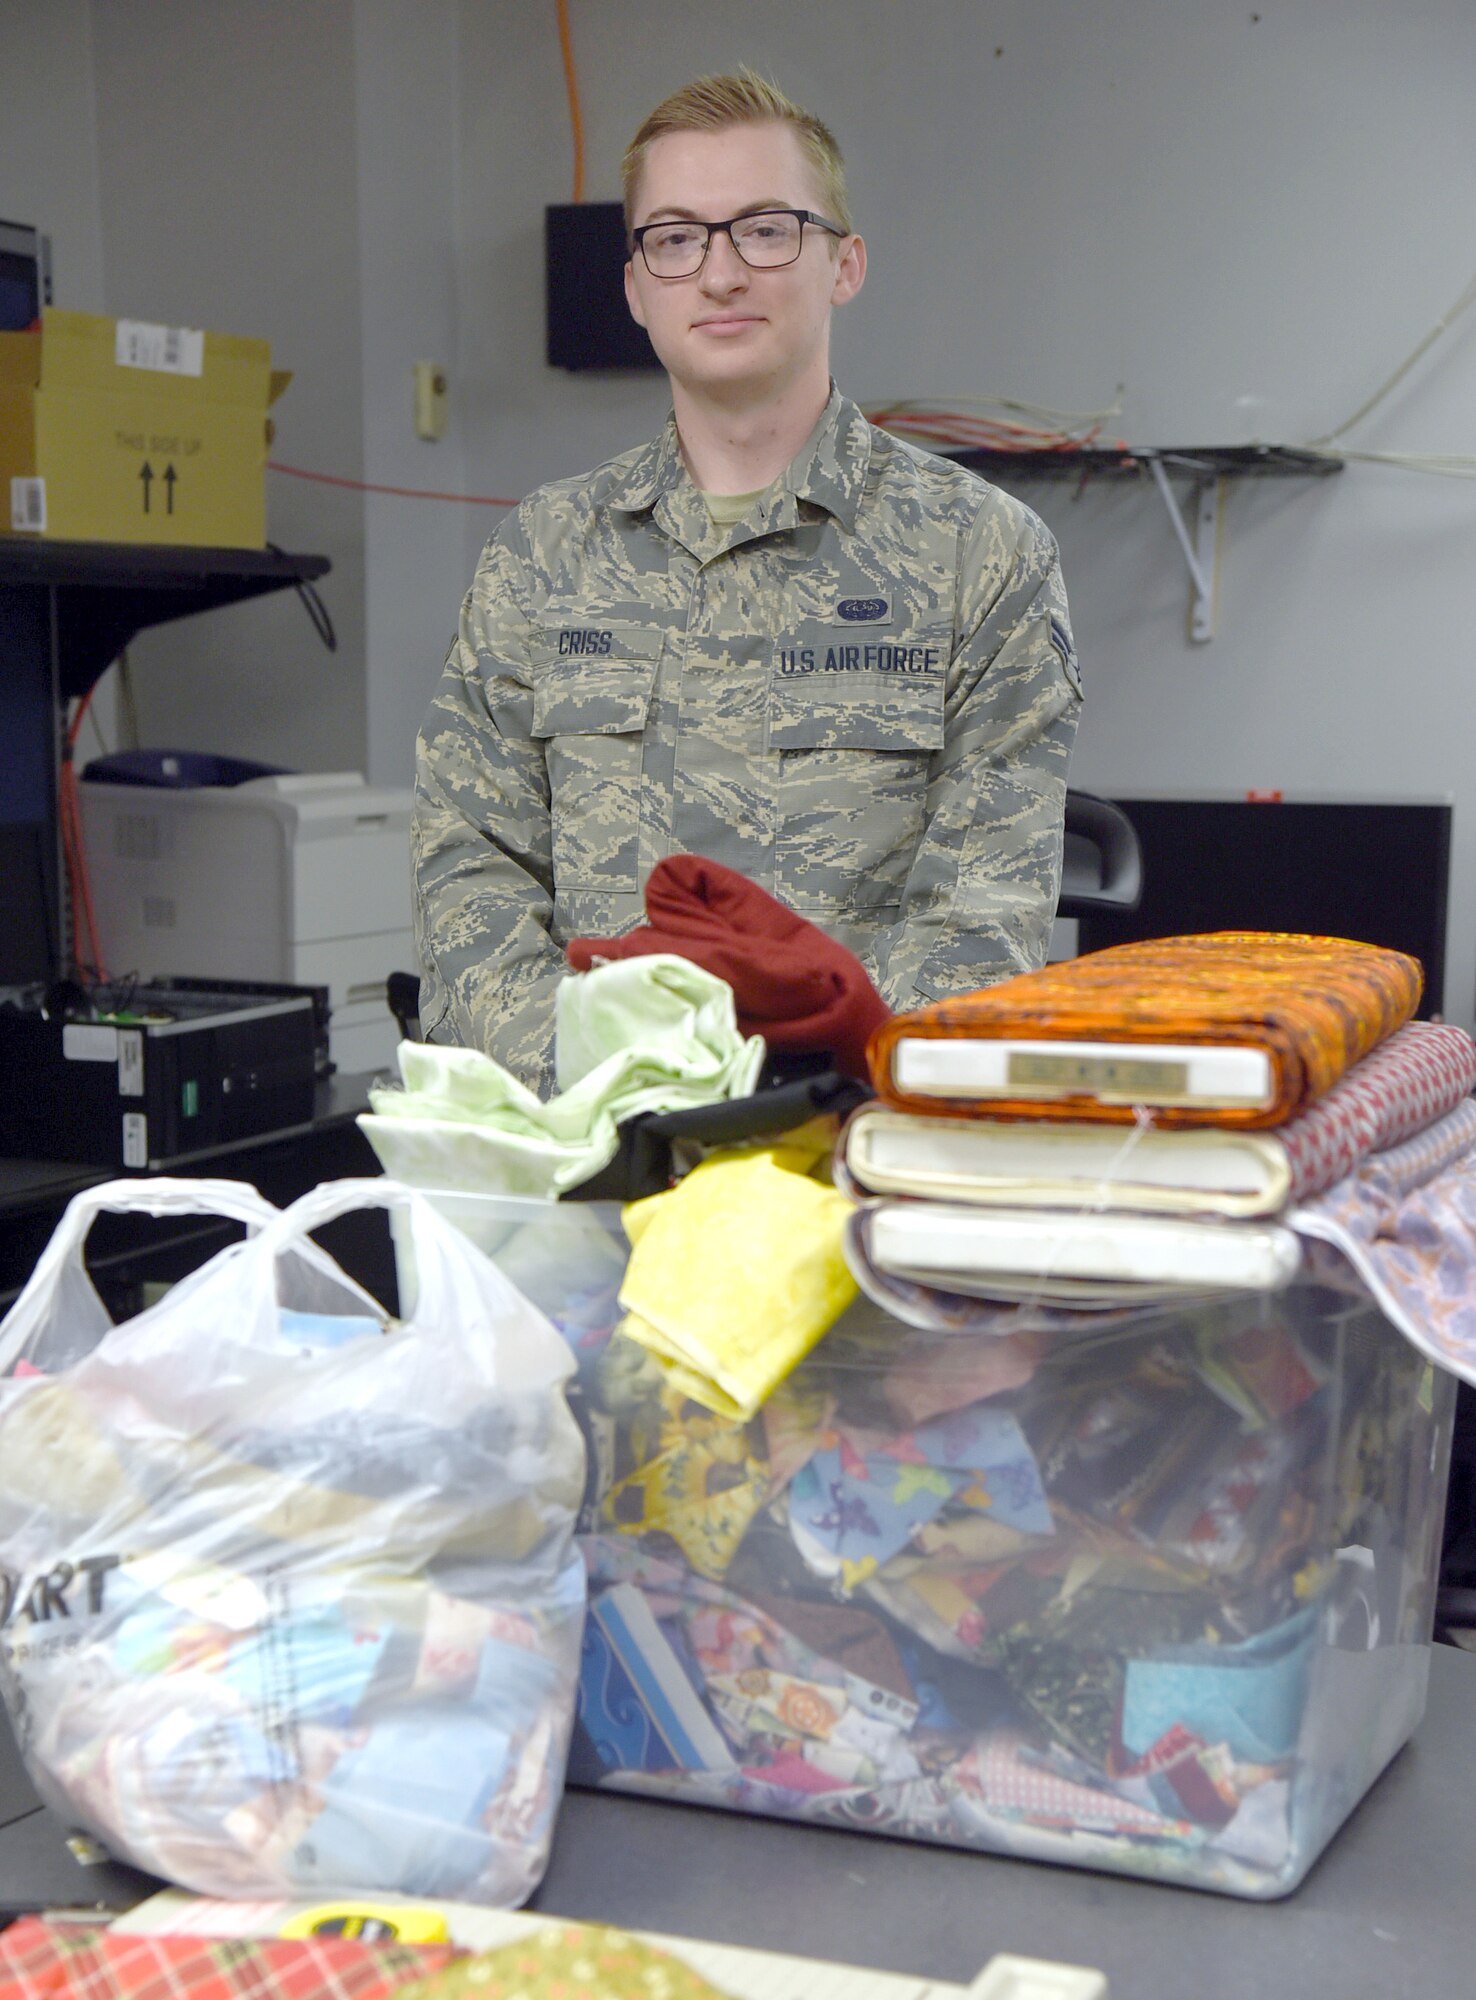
601, 1381, 768, 1580
617, 1145, 858, 1421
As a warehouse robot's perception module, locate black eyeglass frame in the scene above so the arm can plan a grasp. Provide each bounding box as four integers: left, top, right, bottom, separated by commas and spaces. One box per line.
630, 208, 848, 277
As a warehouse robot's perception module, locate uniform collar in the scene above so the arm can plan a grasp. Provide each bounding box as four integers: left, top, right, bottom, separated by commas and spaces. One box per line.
602, 385, 872, 542
785, 386, 872, 532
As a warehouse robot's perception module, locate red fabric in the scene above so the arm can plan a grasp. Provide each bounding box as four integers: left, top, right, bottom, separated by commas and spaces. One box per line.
0, 1918, 457, 2000
566, 855, 891, 1081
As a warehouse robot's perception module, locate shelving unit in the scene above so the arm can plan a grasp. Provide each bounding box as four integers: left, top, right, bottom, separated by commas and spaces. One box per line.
940, 442, 1344, 642
0, 539, 330, 969
0, 540, 330, 699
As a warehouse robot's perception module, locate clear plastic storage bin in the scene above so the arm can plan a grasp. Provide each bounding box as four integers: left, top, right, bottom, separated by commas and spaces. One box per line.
405, 1193, 1456, 1898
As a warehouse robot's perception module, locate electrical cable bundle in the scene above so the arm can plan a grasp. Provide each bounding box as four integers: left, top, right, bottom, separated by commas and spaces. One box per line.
864, 392, 1127, 458
1302, 263, 1476, 479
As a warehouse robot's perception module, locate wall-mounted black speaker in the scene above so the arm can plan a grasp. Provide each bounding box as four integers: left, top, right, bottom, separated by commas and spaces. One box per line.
545, 201, 662, 371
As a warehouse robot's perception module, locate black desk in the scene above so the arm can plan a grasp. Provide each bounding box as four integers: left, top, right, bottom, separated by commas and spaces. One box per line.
1, 1647, 1472, 1992
0, 1073, 389, 1312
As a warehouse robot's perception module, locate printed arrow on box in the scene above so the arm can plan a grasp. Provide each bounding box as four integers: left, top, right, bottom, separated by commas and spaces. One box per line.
139, 461, 153, 513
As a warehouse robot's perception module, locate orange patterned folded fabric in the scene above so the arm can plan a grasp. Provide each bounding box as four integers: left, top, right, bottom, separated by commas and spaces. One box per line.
868, 932, 1423, 1129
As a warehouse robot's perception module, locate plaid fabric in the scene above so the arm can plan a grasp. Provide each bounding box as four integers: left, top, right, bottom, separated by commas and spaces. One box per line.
1279, 1020, 1476, 1200
0, 1919, 456, 2000
869, 932, 1423, 1128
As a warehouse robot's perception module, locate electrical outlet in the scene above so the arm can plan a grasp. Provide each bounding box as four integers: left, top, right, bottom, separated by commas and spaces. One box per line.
413, 360, 449, 441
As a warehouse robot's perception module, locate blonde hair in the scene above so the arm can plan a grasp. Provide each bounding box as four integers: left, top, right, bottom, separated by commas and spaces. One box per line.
622, 69, 852, 237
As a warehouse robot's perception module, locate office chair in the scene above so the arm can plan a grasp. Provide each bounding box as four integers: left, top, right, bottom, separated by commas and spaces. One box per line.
386, 970, 422, 1044
1058, 789, 1143, 919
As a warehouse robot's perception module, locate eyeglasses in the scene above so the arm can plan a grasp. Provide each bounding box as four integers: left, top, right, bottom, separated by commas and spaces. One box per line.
631, 208, 846, 279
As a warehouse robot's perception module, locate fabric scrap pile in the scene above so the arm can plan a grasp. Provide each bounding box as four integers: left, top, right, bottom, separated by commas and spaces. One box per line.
556, 1259, 1448, 1895
490, 931, 1476, 1896
0, 1305, 585, 1903
366, 857, 890, 1201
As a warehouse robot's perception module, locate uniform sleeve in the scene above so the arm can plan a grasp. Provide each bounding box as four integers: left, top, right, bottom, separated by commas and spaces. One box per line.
412, 511, 563, 1096
869, 497, 1083, 1011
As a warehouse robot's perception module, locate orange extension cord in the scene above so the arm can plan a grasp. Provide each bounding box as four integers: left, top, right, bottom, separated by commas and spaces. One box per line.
555, 0, 585, 203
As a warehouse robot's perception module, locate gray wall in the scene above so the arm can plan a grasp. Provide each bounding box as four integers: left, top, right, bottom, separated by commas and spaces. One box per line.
87, 0, 368, 775
354, 0, 470, 787
0, 0, 105, 313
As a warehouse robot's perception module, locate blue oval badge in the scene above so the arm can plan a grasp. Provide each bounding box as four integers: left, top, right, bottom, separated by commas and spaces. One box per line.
837, 596, 888, 622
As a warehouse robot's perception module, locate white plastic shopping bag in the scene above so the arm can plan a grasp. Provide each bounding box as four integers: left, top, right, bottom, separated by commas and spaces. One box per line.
0, 1177, 587, 1905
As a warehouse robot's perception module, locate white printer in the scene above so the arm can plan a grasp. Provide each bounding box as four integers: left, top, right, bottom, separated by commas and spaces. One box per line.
79, 771, 415, 1073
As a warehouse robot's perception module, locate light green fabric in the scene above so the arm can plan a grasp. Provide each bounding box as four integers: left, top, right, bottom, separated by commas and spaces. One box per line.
360, 955, 765, 1199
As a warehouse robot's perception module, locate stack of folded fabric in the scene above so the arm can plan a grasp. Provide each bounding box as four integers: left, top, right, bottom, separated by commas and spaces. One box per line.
845, 932, 1476, 1307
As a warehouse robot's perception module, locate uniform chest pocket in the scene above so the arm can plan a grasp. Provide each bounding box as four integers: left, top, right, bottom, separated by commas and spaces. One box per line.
769, 648, 946, 916
531, 638, 661, 893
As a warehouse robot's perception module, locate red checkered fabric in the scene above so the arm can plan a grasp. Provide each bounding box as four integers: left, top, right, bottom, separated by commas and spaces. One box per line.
0, 1918, 457, 2000
1280, 1020, 1476, 1201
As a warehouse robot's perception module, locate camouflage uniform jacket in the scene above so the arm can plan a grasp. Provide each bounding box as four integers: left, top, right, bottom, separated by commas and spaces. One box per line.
414, 387, 1082, 1093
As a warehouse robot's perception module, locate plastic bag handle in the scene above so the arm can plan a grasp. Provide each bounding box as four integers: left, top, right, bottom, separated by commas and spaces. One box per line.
257, 1177, 461, 1327
0, 1176, 283, 1376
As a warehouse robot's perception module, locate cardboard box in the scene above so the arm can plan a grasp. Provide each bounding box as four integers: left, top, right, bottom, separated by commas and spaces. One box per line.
0, 307, 290, 547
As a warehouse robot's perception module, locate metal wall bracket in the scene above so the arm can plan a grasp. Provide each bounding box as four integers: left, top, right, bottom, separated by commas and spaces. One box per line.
941, 440, 1340, 646
1145, 456, 1222, 642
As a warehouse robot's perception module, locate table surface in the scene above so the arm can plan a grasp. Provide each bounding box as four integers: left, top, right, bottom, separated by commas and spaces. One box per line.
2, 1645, 1472, 1996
